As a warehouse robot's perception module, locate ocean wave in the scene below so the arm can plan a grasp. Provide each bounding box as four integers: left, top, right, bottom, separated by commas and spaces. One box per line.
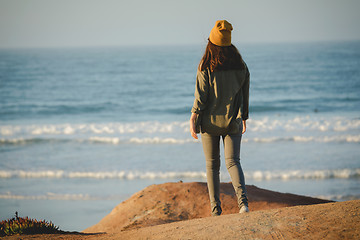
89, 136, 198, 144
0, 192, 97, 200
128, 137, 197, 144
0, 121, 188, 136
0, 192, 358, 201
1, 117, 360, 138
245, 169, 360, 180
0, 170, 207, 180
1, 134, 359, 146
0, 137, 200, 145
249, 135, 360, 143
0, 138, 70, 145
314, 194, 360, 201
248, 116, 360, 132
1, 168, 359, 180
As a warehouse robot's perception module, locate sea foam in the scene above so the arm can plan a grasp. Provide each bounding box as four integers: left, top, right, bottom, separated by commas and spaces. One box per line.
1, 117, 359, 146
1, 117, 359, 137
1, 168, 358, 180
1, 134, 359, 146
0, 192, 96, 200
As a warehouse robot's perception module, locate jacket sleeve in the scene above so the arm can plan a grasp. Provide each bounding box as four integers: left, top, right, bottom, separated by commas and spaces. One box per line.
241, 64, 250, 120
191, 69, 209, 114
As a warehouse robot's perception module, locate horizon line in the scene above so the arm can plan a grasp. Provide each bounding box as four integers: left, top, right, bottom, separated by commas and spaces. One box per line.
1, 39, 360, 50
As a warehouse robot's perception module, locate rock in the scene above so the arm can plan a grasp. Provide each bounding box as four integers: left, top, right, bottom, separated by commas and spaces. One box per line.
83, 182, 332, 233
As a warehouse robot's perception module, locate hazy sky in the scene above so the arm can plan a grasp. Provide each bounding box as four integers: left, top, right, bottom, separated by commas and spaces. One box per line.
1, 0, 360, 48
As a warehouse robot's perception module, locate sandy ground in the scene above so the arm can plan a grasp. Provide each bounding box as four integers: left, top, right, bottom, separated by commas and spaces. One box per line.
3, 182, 359, 240
111, 200, 360, 240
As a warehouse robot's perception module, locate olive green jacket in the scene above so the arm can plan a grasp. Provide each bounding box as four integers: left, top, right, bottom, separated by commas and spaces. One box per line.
191, 64, 250, 135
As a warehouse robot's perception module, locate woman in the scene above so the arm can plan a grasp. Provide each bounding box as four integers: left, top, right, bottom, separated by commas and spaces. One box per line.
190, 20, 250, 216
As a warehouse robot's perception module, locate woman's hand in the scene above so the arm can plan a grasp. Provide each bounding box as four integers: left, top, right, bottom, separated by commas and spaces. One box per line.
242, 120, 247, 134
190, 113, 199, 139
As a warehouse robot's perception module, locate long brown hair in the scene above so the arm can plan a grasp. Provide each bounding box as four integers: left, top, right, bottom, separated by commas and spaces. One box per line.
199, 40, 245, 72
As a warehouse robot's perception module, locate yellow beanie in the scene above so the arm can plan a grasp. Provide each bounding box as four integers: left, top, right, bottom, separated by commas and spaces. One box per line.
209, 20, 233, 47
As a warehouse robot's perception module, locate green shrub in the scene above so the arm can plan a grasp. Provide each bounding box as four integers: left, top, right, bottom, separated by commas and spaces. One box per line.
0, 212, 63, 236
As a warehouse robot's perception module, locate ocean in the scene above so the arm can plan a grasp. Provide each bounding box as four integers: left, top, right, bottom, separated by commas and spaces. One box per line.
0, 41, 359, 231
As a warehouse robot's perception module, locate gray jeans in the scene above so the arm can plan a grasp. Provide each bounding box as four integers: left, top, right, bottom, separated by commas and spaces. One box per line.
201, 131, 248, 215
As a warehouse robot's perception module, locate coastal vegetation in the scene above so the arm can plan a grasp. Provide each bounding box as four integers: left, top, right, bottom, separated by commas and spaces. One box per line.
0, 212, 62, 236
